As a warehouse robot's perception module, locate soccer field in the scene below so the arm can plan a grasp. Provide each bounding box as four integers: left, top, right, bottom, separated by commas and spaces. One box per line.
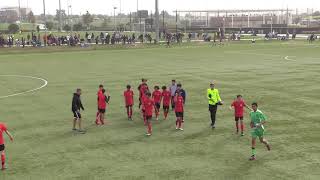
0, 41, 319, 180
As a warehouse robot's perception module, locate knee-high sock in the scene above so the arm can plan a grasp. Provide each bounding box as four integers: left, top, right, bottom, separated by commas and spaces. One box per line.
236, 121, 239, 132
147, 122, 152, 134
129, 107, 133, 118
1, 152, 5, 167
126, 107, 130, 117
241, 123, 244, 132
178, 119, 182, 128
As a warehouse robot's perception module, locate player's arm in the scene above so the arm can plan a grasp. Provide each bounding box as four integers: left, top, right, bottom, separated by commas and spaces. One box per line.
244, 103, 252, 111
229, 102, 234, 110
106, 92, 111, 103
79, 99, 84, 111
5, 130, 14, 142
216, 90, 223, 105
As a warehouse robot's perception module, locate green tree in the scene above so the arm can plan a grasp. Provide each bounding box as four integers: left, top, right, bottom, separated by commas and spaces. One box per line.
82, 11, 93, 30
46, 21, 54, 31
63, 24, 71, 31
27, 11, 36, 24
8, 24, 20, 33
73, 23, 84, 31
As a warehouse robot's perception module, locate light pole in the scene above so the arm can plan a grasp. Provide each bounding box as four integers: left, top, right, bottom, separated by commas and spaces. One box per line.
59, 0, 62, 32
43, 0, 47, 46
114, 7, 117, 31
271, 16, 273, 34
155, 0, 160, 43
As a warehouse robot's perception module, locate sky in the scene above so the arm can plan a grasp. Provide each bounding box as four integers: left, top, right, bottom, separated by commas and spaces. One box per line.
0, 0, 319, 15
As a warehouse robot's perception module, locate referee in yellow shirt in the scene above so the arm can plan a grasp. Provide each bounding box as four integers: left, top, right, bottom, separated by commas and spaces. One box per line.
207, 81, 223, 129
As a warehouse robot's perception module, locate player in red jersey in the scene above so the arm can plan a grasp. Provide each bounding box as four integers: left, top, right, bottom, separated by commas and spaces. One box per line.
152, 86, 162, 121
230, 95, 251, 136
144, 92, 154, 136
97, 89, 110, 125
138, 79, 149, 109
0, 122, 14, 170
124, 85, 134, 120
174, 92, 185, 131
96, 85, 104, 125
141, 91, 148, 125
161, 86, 171, 120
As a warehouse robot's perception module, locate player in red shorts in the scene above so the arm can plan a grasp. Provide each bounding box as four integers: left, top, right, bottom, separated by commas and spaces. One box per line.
144, 92, 154, 136
124, 85, 134, 120
138, 79, 149, 109
0, 122, 14, 170
161, 86, 171, 120
152, 86, 162, 121
96, 85, 104, 125
174, 92, 185, 131
97, 89, 111, 125
141, 90, 148, 125
230, 95, 251, 136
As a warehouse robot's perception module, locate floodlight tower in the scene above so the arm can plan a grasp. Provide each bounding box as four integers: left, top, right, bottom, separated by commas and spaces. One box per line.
155, 0, 160, 43
59, 0, 62, 32
43, 0, 47, 46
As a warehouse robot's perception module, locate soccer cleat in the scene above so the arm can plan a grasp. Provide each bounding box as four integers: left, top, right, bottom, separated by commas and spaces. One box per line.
266, 144, 271, 151
241, 132, 245, 136
146, 133, 152, 136
211, 126, 216, 129
249, 155, 256, 161
77, 129, 86, 134
179, 128, 184, 131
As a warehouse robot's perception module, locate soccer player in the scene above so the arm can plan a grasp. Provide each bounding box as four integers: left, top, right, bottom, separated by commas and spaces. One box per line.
169, 80, 177, 110
96, 85, 104, 125
174, 92, 185, 130
230, 95, 251, 136
0, 122, 14, 170
138, 79, 149, 109
72, 89, 85, 133
161, 86, 171, 120
152, 86, 162, 121
249, 102, 271, 161
144, 92, 154, 136
124, 85, 134, 120
97, 89, 111, 125
207, 81, 223, 129
141, 90, 149, 125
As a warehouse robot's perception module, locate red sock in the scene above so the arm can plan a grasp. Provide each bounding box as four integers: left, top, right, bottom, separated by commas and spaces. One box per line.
147, 122, 152, 134
241, 123, 244, 132
1, 152, 5, 167
96, 112, 100, 125
178, 119, 182, 128
129, 107, 133, 118
176, 119, 178, 126
143, 115, 147, 125
126, 107, 130, 117
164, 111, 168, 119
236, 121, 239, 132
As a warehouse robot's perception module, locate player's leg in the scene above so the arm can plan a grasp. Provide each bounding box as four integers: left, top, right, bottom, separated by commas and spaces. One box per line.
179, 113, 184, 131
250, 136, 257, 160
100, 111, 105, 125
73, 112, 78, 130
126, 106, 130, 119
240, 118, 245, 136
235, 117, 239, 134
259, 136, 271, 151
209, 105, 217, 128
95, 111, 100, 125
0, 145, 6, 170
146, 117, 152, 136
129, 105, 133, 120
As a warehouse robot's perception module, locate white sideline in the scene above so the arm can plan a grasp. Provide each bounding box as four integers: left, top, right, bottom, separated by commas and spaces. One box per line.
284, 56, 297, 62
0, 75, 48, 99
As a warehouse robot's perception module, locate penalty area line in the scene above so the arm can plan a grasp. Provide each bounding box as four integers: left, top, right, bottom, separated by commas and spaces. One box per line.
0, 75, 48, 99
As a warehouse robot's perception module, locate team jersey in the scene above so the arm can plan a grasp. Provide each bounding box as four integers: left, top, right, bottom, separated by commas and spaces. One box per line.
162, 90, 171, 106
98, 93, 107, 109
174, 96, 184, 113
0, 123, 7, 145
124, 90, 134, 106
139, 84, 149, 98
144, 98, 154, 116
231, 100, 246, 117
141, 94, 147, 110
152, 90, 162, 103
250, 110, 267, 130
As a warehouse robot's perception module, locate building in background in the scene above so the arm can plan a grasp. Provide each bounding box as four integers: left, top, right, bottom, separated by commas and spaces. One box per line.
0, 7, 31, 23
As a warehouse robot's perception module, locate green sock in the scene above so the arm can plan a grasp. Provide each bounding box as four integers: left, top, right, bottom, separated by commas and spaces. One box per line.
252, 148, 256, 156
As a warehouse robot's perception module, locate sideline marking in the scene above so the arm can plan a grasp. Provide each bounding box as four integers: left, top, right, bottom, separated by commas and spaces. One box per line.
0, 75, 48, 99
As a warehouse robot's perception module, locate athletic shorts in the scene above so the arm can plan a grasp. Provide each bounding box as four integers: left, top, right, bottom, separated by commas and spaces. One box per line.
0, 144, 5, 151
251, 128, 264, 138
73, 111, 82, 119
175, 112, 184, 118
235, 117, 244, 121
146, 116, 152, 121
98, 109, 106, 113
163, 105, 169, 110
155, 103, 161, 109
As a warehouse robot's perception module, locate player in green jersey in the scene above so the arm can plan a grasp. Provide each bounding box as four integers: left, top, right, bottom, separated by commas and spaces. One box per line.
249, 102, 271, 161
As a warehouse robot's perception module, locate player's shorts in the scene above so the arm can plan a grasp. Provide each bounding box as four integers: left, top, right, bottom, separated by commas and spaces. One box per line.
98, 109, 106, 113
73, 111, 82, 119
155, 103, 161, 109
146, 116, 152, 121
175, 112, 184, 118
163, 105, 169, 110
126, 104, 133, 108
235, 117, 244, 121
0, 144, 5, 151
251, 128, 265, 138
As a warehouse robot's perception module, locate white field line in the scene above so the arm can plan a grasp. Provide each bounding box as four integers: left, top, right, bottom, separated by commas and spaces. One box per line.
284, 56, 297, 61
0, 75, 48, 99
